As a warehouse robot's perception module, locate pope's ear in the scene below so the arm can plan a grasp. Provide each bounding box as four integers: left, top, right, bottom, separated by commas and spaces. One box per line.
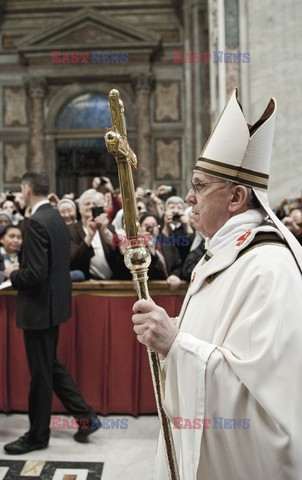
228, 185, 249, 213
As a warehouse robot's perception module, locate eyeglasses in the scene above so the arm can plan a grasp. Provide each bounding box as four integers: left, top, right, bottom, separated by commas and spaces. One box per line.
189, 180, 227, 195
144, 224, 160, 230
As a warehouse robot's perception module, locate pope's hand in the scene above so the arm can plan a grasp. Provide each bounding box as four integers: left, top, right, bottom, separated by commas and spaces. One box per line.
132, 299, 179, 356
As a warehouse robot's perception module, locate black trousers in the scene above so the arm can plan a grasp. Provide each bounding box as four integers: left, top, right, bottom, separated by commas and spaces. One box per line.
24, 325, 93, 444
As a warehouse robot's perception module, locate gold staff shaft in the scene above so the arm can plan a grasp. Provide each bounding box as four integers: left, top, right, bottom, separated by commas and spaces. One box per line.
105, 89, 180, 480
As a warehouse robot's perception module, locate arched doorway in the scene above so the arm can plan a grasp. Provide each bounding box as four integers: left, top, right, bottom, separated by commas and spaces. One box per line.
54, 92, 119, 197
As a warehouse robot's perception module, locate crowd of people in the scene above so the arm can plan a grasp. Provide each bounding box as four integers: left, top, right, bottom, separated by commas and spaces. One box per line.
1, 175, 302, 287
0, 176, 205, 288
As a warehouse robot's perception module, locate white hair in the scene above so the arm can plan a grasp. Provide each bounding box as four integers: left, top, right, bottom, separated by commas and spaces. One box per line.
223, 180, 260, 209
77, 189, 104, 208
165, 196, 185, 209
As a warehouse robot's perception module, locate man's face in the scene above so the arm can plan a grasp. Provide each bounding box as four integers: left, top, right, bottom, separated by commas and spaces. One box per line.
166, 201, 184, 224
185, 172, 233, 238
166, 202, 183, 215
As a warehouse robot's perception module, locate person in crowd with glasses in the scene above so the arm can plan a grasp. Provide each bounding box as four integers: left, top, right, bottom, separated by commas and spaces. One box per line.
161, 196, 194, 262
139, 213, 182, 290
132, 89, 302, 479
68, 189, 119, 280
181, 207, 206, 282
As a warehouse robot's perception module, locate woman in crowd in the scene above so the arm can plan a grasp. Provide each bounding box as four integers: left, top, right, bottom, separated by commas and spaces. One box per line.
0, 224, 22, 284
1, 199, 18, 224
68, 189, 119, 280
0, 211, 13, 232
181, 208, 206, 281
139, 212, 183, 290
57, 198, 77, 225
92, 176, 122, 223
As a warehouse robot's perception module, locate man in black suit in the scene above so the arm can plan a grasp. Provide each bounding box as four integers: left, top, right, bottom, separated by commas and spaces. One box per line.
3, 171, 100, 455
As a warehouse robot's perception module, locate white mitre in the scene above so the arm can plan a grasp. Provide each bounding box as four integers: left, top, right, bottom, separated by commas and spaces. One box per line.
195, 88, 302, 272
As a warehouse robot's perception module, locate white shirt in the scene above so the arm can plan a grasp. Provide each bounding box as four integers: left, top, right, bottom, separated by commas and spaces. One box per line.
31, 199, 50, 216
82, 226, 112, 280
0, 246, 18, 267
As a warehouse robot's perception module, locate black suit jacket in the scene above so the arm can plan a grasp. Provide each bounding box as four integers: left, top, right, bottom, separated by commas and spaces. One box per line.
10, 203, 72, 330
148, 243, 183, 280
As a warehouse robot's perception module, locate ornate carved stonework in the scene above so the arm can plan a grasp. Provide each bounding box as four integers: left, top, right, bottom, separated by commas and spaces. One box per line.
134, 73, 154, 186
26, 76, 47, 170
153, 29, 180, 43
155, 139, 181, 180
134, 73, 155, 93
59, 25, 124, 45
154, 81, 180, 122
4, 143, 27, 182
3, 87, 28, 127
27, 77, 48, 98
2, 35, 23, 49
48, 85, 65, 104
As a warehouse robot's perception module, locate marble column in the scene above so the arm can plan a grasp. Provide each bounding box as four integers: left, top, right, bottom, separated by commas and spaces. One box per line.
134, 73, 154, 188
224, 0, 240, 97
27, 76, 48, 171
183, 0, 194, 179
208, 0, 227, 121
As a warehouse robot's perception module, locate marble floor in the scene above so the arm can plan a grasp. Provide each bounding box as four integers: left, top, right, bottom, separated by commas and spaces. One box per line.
0, 413, 159, 479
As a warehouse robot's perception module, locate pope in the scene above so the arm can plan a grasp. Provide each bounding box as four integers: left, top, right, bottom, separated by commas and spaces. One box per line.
132, 89, 302, 480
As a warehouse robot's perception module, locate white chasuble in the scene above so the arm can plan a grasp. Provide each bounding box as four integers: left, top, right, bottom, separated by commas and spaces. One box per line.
154, 210, 302, 480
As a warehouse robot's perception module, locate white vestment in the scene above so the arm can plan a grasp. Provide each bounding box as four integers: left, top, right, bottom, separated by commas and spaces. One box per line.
155, 209, 302, 480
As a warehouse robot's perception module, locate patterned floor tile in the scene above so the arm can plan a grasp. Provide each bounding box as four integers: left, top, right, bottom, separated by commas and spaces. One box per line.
0, 461, 103, 480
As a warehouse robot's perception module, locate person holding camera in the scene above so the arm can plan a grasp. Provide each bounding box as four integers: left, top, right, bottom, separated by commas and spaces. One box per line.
135, 187, 165, 218
92, 176, 122, 223
139, 213, 182, 290
161, 196, 194, 262
69, 189, 118, 280
1, 194, 24, 225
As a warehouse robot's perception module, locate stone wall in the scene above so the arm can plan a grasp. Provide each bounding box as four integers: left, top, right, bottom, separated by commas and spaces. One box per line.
0, 0, 210, 199
244, 0, 302, 206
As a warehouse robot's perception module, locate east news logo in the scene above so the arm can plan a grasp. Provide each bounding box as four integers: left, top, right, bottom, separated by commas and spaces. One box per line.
51, 51, 128, 64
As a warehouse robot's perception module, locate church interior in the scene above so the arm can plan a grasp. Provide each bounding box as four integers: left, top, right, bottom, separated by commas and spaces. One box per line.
0, 0, 301, 479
